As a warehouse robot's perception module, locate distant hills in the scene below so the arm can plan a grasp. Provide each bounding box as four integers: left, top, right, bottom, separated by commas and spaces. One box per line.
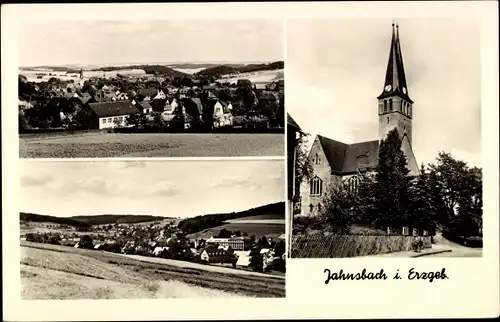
19, 61, 284, 79
70, 214, 172, 226
20, 212, 173, 228
20, 212, 91, 229
177, 201, 285, 235
19, 201, 285, 233
195, 61, 284, 78
88, 65, 190, 78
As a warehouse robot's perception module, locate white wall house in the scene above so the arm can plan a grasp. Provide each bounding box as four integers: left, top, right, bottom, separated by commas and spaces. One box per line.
213, 100, 233, 128
88, 101, 141, 130
153, 90, 166, 100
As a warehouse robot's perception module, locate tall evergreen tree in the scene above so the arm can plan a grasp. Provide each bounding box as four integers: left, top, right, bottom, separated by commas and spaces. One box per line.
374, 128, 413, 229
407, 164, 437, 233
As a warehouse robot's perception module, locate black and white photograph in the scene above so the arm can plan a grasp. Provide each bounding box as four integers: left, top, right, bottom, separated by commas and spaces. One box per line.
18, 20, 285, 158
19, 159, 286, 299
288, 19, 483, 258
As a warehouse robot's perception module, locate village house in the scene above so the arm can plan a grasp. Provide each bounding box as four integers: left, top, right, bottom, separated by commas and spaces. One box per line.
212, 100, 233, 128
206, 236, 251, 251
137, 88, 161, 101
200, 246, 231, 264
135, 100, 153, 114
153, 89, 167, 100
87, 101, 140, 130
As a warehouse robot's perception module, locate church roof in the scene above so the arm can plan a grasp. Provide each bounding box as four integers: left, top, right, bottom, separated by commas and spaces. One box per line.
342, 140, 379, 173
287, 114, 301, 130
318, 135, 348, 173
317, 135, 379, 175
377, 23, 413, 103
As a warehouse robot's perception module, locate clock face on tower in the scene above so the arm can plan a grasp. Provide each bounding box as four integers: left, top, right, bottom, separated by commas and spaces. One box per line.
402, 87, 407, 94
384, 85, 392, 91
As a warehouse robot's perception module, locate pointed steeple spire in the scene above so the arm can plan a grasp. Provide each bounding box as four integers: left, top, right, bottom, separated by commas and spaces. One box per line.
378, 22, 413, 103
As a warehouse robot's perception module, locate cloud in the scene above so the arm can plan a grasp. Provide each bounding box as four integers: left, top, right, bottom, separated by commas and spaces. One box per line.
212, 177, 261, 191
118, 161, 147, 169
61, 177, 120, 197
21, 173, 54, 187
143, 181, 180, 197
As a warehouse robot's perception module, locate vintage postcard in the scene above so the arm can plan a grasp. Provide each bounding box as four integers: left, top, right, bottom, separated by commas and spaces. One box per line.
2, 2, 499, 321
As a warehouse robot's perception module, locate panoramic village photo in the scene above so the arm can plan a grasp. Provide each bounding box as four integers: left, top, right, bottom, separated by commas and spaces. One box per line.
20, 159, 286, 299
287, 19, 482, 258
18, 20, 285, 158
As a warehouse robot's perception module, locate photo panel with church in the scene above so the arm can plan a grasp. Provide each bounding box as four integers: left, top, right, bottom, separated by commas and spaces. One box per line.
287, 19, 482, 258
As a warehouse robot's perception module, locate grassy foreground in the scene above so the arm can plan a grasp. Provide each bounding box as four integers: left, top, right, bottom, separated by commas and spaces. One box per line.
19, 133, 284, 158
20, 241, 285, 299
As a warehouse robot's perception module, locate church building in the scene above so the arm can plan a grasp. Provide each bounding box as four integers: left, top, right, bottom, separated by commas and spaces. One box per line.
300, 23, 420, 216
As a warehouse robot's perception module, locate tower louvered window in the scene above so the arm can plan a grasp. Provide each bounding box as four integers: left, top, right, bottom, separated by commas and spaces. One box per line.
313, 153, 321, 165
310, 176, 323, 196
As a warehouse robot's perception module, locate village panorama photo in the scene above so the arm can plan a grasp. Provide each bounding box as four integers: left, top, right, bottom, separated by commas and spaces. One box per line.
19, 159, 286, 299
287, 19, 482, 258
18, 20, 285, 158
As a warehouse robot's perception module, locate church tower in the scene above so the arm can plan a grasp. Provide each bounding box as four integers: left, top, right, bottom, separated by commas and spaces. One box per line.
378, 23, 414, 146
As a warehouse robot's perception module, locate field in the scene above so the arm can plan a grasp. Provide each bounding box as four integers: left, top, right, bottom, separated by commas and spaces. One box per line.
19, 133, 284, 158
21, 241, 285, 299
187, 223, 285, 240
218, 69, 283, 84
225, 212, 285, 224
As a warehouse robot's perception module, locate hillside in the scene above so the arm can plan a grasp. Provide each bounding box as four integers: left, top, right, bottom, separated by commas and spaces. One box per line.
21, 242, 285, 299
88, 65, 190, 77
166, 63, 221, 69
195, 61, 284, 78
186, 223, 285, 240
177, 201, 285, 235
70, 214, 169, 226
20, 212, 90, 229
195, 65, 240, 78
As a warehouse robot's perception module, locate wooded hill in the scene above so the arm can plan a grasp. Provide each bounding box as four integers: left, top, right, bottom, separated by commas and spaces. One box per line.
195, 61, 284, 78
69, 214, 169, 226
177, 201, 285, 235
20, 212, 90, 229
89, 65, 190, 77
20, 212, 171, 227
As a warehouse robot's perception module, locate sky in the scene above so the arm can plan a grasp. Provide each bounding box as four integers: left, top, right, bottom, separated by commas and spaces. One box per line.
287, 19, 481, 168
19, 20, 284, 67
20, 160, 284, 218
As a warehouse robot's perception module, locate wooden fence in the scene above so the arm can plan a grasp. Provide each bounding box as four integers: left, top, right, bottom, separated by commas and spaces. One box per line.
291, 234, 431, 258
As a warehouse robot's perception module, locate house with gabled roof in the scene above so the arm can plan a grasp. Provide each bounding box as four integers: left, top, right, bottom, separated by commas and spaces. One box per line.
87, 100, 140, 129
299, 23, 419, 216
200, 246, 231, 264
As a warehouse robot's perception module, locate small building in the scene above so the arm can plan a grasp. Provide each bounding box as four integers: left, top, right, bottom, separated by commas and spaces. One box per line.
137, 88, 160, 101
212, 100, 233, 128
136, 100, 153, 114
235, 251, 252, 267
200, 247, 230, 264
206, 236, 251, 250
87, 101, 140, 129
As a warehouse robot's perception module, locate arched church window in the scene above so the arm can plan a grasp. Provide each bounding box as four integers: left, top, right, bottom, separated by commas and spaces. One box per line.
409, 106, 412, 117
387, 117, 389, 124
310, 176, 323, 196
389, 99, 393, 112
384, 100, 387, 113
346, 176, 360, 193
